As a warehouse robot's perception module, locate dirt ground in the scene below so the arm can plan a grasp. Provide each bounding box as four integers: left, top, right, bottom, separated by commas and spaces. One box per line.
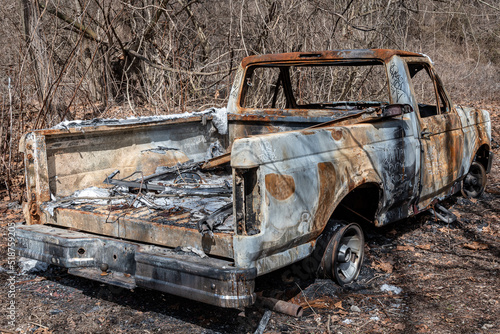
1, 105, 499, 334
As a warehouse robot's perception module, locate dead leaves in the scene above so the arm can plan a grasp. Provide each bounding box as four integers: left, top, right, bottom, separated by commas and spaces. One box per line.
299, 297, 334, 310
396, 244, 431, 252
463, 241, 489, 250
332, 300, 348, 315
396, 245, 414, 251
372, 259, 394, 273
416, 324, 430, 332
394, 323, 405, 330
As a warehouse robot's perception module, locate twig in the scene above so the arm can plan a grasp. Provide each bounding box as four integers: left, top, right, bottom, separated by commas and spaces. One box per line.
285, 323, 316, 330
239, 0, 248, 57
376, 298, 391, 319
14, 277, 46, 285
28, 321, 48, 329
478, 0, 500, 11
357, 319, 373, 330
295, 282, 317, 315
365, 273, 384, 284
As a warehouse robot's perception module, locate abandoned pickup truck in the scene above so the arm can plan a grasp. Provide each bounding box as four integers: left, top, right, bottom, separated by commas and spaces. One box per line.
16, 49, 492, 308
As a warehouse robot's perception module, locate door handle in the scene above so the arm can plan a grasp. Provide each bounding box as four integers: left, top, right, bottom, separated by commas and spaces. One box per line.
421, 130, 433, 139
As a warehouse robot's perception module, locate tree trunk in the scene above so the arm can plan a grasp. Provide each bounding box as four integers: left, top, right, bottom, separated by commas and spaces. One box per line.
20, 0, 56, 126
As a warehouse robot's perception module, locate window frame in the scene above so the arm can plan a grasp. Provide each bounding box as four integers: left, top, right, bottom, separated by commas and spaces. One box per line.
405, 59, 451, 118
238, 60, 391, 111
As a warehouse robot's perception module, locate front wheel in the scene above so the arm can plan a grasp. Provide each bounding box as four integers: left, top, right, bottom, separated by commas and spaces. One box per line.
318, 222, 365, 286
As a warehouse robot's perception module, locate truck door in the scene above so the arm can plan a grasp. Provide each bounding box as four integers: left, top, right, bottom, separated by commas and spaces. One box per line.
405, 60, 464, 210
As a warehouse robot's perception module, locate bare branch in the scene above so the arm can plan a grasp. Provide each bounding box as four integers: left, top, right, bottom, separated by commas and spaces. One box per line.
38, 2, 103, 43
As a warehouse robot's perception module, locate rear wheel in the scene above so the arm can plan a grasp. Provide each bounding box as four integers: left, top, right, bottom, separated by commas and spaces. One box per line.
462, 162, 487, 198
317, 222, 364, 285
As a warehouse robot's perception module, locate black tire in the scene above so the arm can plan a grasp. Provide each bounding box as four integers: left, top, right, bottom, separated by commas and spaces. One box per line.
317, 222, 364, 286
462, 162, 487, 198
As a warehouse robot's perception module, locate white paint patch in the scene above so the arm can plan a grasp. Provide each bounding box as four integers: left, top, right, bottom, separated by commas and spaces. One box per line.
74, 186, 111, 198
380, 283, 402, 294
19, 257, 49, 274
211, 107, 228, 135
52, 107, 229, 135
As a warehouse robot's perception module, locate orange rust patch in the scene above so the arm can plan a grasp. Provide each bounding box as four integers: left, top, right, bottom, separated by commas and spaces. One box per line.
331, 129, 343, 141
301, 130, 316, 136
313, 162, 337, 232
265, 173, 295, 200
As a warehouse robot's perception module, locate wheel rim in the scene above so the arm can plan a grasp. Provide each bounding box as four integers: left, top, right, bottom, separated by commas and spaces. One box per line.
333, 224, 364, 285
463, 162, 486, 198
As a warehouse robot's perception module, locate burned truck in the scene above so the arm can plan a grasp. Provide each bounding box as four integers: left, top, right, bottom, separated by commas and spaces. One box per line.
16, 49, 492, 308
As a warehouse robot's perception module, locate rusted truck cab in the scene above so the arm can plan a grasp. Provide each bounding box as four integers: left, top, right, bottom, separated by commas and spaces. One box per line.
16, 50, 492, 308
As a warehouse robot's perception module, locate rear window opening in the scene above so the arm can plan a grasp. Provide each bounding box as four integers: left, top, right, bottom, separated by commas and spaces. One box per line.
241, 62, 389, 111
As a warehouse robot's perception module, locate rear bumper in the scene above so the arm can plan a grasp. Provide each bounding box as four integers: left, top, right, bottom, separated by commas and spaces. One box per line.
15, 224, 256, 308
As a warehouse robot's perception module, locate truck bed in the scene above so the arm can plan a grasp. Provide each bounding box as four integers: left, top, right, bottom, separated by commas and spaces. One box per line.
21, 111, 236, 258
40, 161, 235, 258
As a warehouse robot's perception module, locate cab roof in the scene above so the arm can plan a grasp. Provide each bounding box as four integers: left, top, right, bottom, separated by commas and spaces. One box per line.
241, 49, 424, 67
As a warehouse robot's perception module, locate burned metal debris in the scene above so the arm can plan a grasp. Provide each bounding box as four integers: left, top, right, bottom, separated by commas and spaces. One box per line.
103, 168, 232, 197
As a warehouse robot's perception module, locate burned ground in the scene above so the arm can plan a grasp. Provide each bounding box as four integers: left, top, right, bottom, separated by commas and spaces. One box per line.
1, 104, 499, 334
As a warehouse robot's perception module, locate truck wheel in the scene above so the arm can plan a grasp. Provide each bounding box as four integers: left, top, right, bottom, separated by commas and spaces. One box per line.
462, 162, 486, 198
318, 222, 364, 286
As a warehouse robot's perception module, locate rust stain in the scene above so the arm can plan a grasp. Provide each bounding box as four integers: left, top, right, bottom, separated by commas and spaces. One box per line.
313, 162, 337, 232
331, 129, 343, 141
300, 130, 317, 136
240, 49, 422, 68
265, 173, 295, 200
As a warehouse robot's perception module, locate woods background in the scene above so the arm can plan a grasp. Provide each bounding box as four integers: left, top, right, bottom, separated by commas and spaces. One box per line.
1, 0, 499, 197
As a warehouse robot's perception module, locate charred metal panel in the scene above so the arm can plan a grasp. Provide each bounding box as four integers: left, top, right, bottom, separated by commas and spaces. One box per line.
20, 116, 227, 206
396, 56, 489, 210
417, 113, 465, 208
234, 170, 246, 235
16, 224, 255, 308
136, 245, 256, 308
22, 133, 51, 224
457, 106, 492, 174
232, 114, 419, 268
239, 49, 423, 68
43, 119, 224, 197
41, 205, 234, 259
313, 163, 337, 231
255, 241, 314, 276
387, 56, 414, 106
233, 168, 262, 235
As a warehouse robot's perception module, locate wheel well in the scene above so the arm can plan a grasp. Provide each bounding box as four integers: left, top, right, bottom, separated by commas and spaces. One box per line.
474, 144, 491, 172
330, 183, 381, 225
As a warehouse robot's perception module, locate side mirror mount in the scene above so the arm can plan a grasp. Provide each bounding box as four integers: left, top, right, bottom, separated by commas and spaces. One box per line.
381, 104, 413, 117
